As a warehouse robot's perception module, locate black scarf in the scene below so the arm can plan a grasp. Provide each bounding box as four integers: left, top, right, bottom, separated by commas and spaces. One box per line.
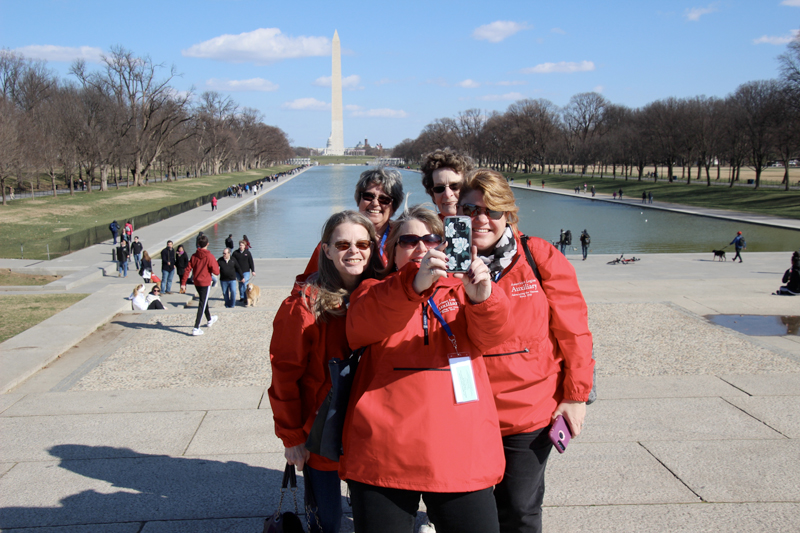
478, 226, 516, 280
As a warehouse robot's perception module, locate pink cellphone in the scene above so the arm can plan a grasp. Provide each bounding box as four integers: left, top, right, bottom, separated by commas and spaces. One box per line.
548, 415, 572, 453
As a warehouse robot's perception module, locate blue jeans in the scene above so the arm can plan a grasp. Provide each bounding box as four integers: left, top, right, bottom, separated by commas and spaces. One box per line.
134, 253, 142, 271
112, 231, 118, 244
119, 261, 128, 277
161, 269, 175, 293
221, 280, 237, 307
305, 466, 343, 533
237, 271, 251, 300
582, 245, 589, 260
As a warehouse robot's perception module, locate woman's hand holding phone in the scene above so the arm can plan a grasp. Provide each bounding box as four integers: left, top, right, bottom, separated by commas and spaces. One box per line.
454, 245, 492, 304
412, 244, 449, 295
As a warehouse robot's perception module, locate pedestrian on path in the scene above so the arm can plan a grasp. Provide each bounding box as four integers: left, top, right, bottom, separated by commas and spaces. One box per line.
211, 196, 217, 211
618, 188, 623, 200
642, 191, 647, 204
613, 191, 617, 200
648, 191, 653, 204
225, 234, 234, 250
116, 243, 129, 277
160, 241, 176, 293
181, 234, 219, 336
730, 231, 746, 263
131, 236, 143, 270
109, 220, 119, 244
124, 221, 133, 243
217, 248, 242, 308
580, 230, 591, 260
232, 240, 255, 304
175, 245, 189, 290
591, 185, 595, 197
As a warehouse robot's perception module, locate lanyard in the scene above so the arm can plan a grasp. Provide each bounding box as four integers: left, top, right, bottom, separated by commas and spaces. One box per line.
427, 297, 458, 352
378, 225, 390, 260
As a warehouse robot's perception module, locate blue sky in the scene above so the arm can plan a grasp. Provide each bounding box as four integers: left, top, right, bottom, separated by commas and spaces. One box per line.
2, 0, 798, 149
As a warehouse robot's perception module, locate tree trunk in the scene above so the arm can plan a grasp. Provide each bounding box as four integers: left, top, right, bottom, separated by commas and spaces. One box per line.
1, 178, 6, 206
100, 165, 109, 191
50, 171, 57, 198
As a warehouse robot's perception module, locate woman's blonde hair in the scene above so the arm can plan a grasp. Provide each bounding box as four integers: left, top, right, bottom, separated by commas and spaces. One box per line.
380, 204, 444, 277
303, 211, 382, 320
460, 168, 520, 230
132, 284, 145, 297
142, 250, 151, 262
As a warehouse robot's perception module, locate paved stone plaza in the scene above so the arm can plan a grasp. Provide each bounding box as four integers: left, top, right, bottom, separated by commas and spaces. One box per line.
1, 179, 799, 532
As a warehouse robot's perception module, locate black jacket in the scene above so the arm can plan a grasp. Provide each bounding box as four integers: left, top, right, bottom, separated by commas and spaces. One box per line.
783, 265, 800, 293
131, 241, 143, 255
218, 257, 243, 282
176, 252, 189, 275
116, 246, 129, 262
161, 247, 176, 272
231, 248, 255, 274
225, 236, 234, 250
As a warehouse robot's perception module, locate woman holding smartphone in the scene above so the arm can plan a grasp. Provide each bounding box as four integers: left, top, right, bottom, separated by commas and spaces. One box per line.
268, 211, 382, 533
457, 169, 594, 533
341, 205, 512, 533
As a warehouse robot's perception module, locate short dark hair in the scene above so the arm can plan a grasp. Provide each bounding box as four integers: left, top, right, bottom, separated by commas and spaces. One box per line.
420, 148, 475, 200
198, 235, 209, 248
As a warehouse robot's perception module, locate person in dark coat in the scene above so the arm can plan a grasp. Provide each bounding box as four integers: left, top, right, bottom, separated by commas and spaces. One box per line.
109, 220, 119, 244
175, 245, 189, 285
225, 234, 234, 250
160, 241, 177, 293
232, 240, 256, 304
777, 252, 800, 295
218, 248, 243, 307
131, 236, 144, 270
116, 243, 129, 278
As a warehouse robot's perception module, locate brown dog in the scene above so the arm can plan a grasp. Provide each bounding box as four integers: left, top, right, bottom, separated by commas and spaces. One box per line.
245, 282, 261, 307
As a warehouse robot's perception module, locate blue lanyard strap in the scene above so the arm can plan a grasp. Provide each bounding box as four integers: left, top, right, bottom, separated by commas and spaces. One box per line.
427, 297, 454, 338
378, 225, 390, 260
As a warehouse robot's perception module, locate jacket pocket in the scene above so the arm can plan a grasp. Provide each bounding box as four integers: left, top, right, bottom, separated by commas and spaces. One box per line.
483, 348, 529, 358
393, 367, 449, 372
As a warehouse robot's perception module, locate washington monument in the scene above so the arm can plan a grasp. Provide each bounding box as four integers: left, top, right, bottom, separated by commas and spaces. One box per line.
325, 30, 345, 155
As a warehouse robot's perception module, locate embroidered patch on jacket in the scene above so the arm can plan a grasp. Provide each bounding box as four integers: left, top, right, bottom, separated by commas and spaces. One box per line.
510, 279, 539, 298
437, 297, 460, 314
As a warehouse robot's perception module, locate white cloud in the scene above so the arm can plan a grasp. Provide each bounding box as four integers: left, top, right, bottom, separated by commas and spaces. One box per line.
781, 0, 800, 6
593, 85, 604, 93
551, 27, 566, 34
457, 79, 481, 88
14, 45, 103, 63
492, 80, 527, 86
183, 28, 329, 64
753, 29, 800, 45
312, 74, 363, 90
282, 98, 329, 110
472, 21, 530, 43
522, 61, 595, 74
206, 78, 278, 92
479, 92, 525, 101
685, 3, 719, 22
350, 107, 408, 118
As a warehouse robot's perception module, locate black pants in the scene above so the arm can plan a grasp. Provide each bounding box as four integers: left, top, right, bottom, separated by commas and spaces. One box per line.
347, 480, 499, 533
194, 284, 211, 328
733, 249, 743, 262
494, 427, 553, 533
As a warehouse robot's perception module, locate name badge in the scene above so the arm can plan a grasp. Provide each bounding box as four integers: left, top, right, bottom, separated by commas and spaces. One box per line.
448, 354, 478, 404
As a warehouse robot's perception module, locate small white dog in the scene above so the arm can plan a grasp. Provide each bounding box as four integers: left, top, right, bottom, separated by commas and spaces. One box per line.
245, 282, 261, 307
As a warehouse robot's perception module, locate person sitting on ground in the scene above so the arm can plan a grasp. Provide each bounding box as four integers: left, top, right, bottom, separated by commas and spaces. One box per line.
129, 284, 148, 310
139, 251, 153, 283
145, 285, 165, 309
776, 251, 800, 295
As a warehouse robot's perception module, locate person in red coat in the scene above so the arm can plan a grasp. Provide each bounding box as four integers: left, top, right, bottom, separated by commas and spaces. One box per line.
457, 169, 594, 533
342, 205, 513, 533
180, 234, 220, 336
268, 211, 382, 533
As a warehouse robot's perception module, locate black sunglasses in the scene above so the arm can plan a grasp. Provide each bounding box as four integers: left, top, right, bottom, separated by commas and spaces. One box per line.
332, 240, 372, 251
397, 234, 443, 249
360, 192, 393, 206
459, 203, 505, 220
431, 182, 462, 194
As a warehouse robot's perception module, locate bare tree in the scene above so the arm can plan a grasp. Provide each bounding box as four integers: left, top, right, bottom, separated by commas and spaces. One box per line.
731, 80, 781, 189
0, 96, 22, 205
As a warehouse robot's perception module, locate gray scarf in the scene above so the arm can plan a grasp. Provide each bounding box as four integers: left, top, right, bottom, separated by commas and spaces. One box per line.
478, 226, 516, 280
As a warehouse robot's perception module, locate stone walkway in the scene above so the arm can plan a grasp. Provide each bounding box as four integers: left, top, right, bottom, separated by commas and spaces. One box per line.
1, 170, 799, 532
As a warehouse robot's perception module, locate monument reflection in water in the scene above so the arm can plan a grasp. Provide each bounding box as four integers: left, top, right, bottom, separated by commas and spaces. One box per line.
193, 166, 800, 258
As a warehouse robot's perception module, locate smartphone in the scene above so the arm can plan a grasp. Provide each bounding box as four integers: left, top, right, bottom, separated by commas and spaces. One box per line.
548, 415, 572, 453
443, 216, 472, 273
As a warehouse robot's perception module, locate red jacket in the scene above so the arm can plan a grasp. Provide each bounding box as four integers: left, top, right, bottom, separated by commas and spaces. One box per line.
483, 234, 594, 437
181, 248, 220, 287
268, 280, 346, 471
341, 264, 512, 492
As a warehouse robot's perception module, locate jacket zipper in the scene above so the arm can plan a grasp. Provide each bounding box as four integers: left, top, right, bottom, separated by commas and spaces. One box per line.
393, 367, 448, 371
484, 348, 530, 357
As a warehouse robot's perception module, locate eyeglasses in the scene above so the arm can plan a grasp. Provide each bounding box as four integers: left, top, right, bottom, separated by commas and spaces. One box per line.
332, 240, 372, 251
397, 234, 443, 249
459, 203, 505, 220
431, 182, 462, 194
360, 192, 393, 206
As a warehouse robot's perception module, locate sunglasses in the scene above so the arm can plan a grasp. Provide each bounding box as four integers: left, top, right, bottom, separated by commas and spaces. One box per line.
431, 182, 462, 194
459, 203, 505, 220
397, 234, 443, 249
360, 192, 393, 206
332, 240, 372, 251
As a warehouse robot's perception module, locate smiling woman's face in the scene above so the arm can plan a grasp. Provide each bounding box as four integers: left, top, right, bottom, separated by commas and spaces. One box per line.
458, 189, 507, 254
394, 219, 437, 270
357, 183, 393, 234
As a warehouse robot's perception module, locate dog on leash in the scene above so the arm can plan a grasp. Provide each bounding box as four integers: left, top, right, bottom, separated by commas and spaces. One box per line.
245, 282, 261, 307
712, 250, 727, 261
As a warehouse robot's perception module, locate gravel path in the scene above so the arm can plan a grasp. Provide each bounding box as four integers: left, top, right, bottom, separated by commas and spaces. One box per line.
71, 300, 800, 392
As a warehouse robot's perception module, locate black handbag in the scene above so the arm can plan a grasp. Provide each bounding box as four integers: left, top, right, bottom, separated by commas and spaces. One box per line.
264, 463, 305, 533
306, 348, 365, 461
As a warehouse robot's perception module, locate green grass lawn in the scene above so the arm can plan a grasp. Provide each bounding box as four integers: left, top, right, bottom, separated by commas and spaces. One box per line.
0, 293, 88, 343
510, 173, 800, 220
0, 166, 294, 259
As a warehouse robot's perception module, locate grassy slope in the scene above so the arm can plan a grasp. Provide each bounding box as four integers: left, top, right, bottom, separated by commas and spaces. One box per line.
511, 173, 800, 220
0, 269, 61, 286
0, 167, 294, 259
0, 293, 88, 343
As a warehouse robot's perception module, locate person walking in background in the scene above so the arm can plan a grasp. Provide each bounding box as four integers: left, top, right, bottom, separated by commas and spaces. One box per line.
642, 191, 647, 204
211, 196, 218, 211
591, 185, 596, 197
730, 231, 746, 263
131, 236, 143, 271
176, 245, 189, 292
618, 188, 623, 200
242, 235, 252, 250
232, 240, 255, 304
109, 220, 119, 244
218, 248, 242, 308
181, 235, 219, 336
160, 240, 176, 294
580, 230, 591, 260
648, 191, 653, 204
124, 221, 133, 243
225, 234, 234, 250
116, 242, 129, 278
559, 229, 567, 254
139, 250, 153, 283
